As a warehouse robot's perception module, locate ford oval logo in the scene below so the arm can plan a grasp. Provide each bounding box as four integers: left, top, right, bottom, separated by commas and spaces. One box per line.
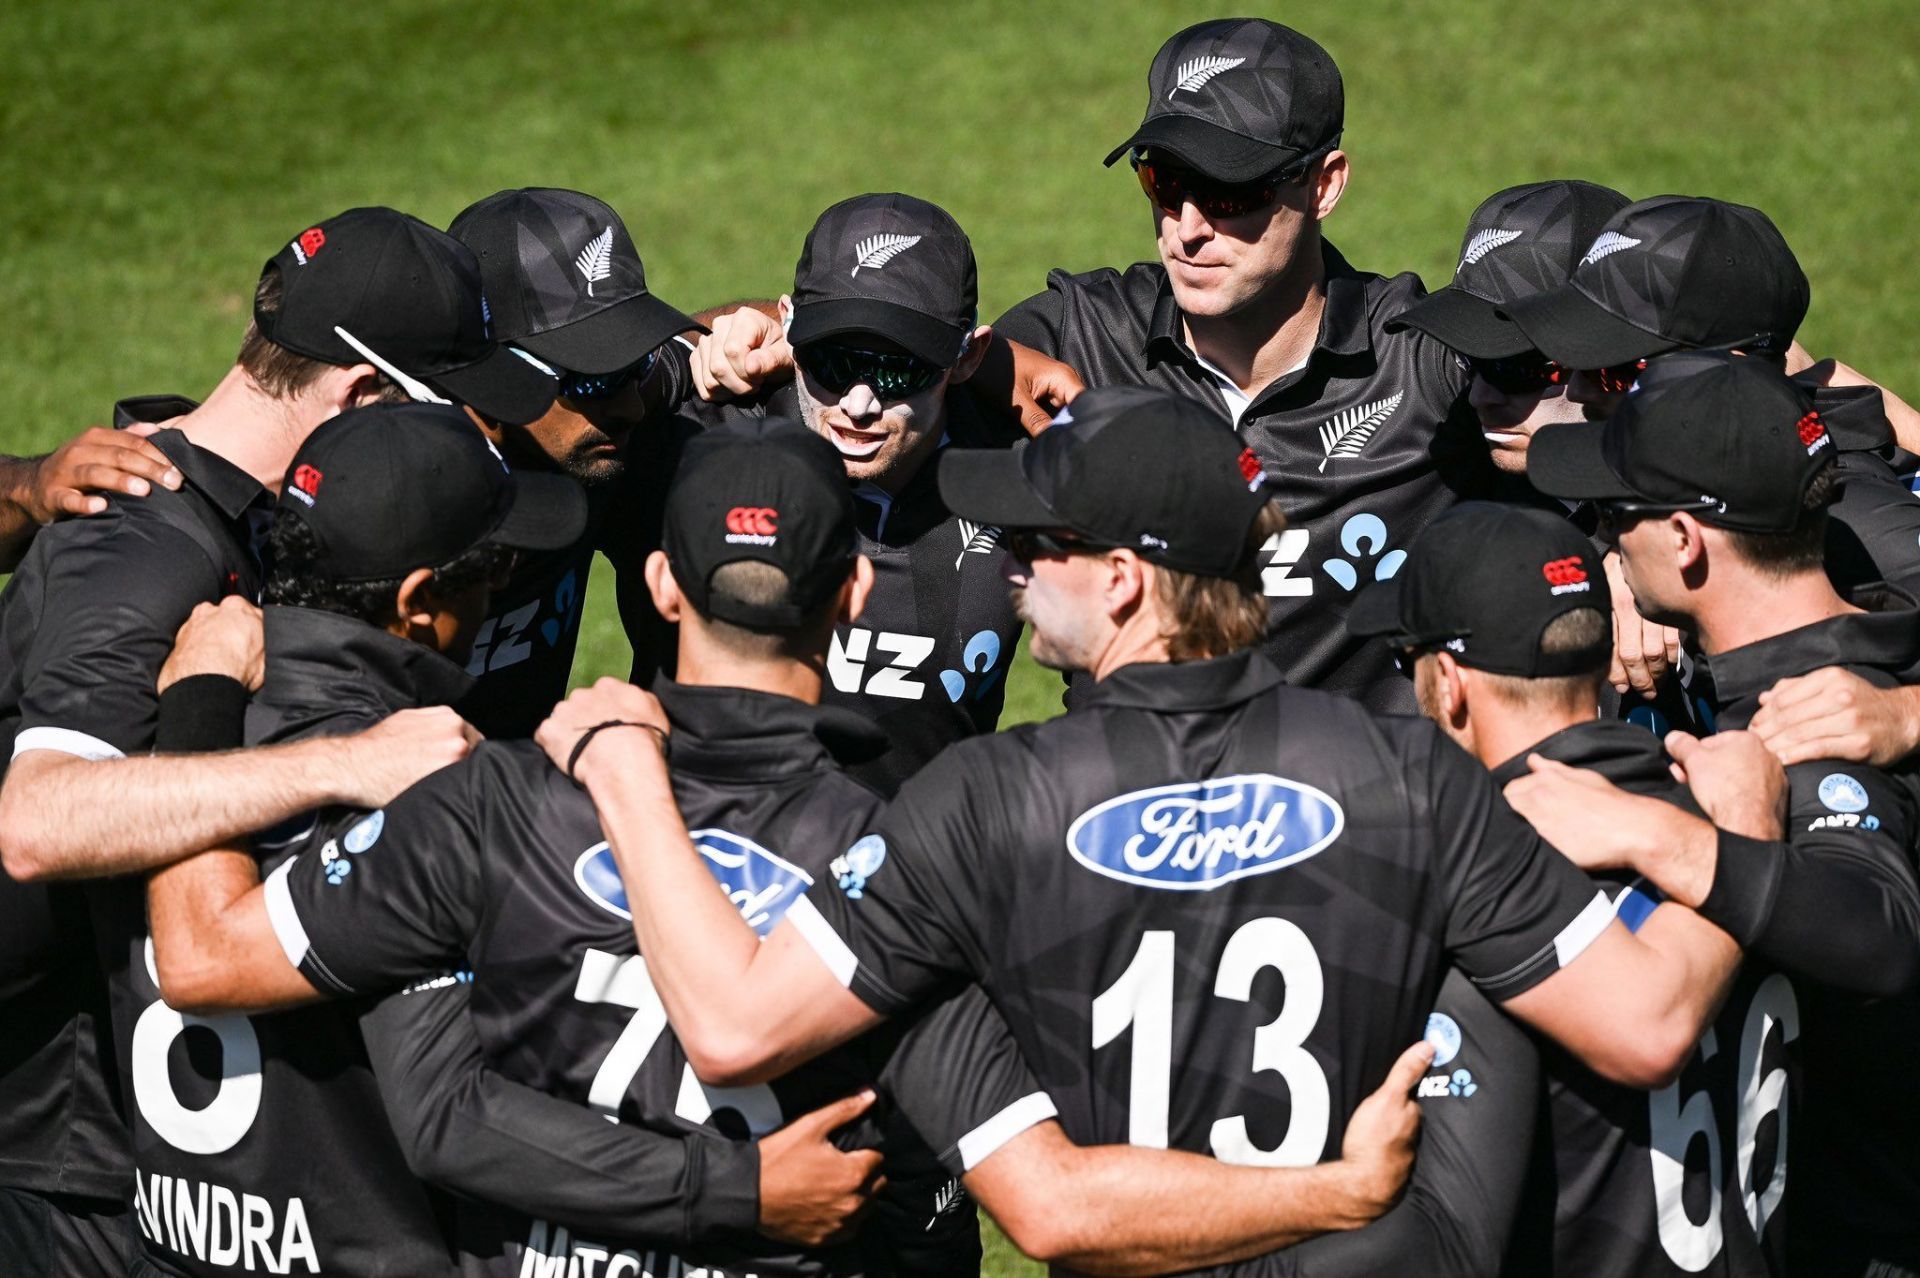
573, 829, 813, 936
1066, 773, 1344, 891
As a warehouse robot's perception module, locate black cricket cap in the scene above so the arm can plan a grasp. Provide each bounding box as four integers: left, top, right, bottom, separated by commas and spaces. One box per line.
448, 188, 701, 376
1529, 350, 1837, 534
786, 194, 977, 368
257, 208, 556, 426
276, 403, 588, 583
1350, 503, 1611, 678
1502, 195, 1810, 370
1387, 180, 1631, 359
940, 385, 1268, 578
664, 418, 858, 631
1103, 19, 1344, 183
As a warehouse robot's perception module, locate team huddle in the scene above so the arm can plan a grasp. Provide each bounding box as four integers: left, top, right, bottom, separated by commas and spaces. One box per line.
5, 16, 1920, 1278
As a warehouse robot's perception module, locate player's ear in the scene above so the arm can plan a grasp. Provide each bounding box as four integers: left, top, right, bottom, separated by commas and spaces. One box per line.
946, 326, 993, 385
644, 550, 683, 623
1671, 512, 1709, 577
1105, 549, 1147, 621
1435, 651, 1469, 725
1310, 149, 1349, 223
392, 566, 439, 637
842, 554, 875, 625
335, 363, 389, 413
777, 294, 796, 333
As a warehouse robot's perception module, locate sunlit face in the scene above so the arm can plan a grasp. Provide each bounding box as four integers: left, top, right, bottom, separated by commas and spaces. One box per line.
1152, 168, 1321, 322
793, 356, 951, 491
1468, 374, 1588, 474
514, 354, 664, 486
1002, 545, 1107, 672
1602, 512, 1690, 630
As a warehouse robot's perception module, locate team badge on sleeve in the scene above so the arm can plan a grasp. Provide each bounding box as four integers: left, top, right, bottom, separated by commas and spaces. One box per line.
832, 835, 888, 899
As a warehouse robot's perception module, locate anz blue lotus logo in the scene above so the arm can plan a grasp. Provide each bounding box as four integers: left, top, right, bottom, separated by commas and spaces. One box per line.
573, 830, 813, 936
1066, 773, 1345, 891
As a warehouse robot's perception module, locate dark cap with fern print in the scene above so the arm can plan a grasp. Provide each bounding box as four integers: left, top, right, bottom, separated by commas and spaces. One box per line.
787, 193, 978, 369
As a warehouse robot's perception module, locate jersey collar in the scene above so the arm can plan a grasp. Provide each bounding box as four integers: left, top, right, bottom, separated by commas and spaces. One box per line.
145, 426, 272, 523
1145, 240, 1373, 380
1489, 718, 1687, 800
1078, 647, 1286, 714
1802, 371, 1895, 455
653, 677, 889, 778
1708, 584, 1920, 715
254, 605, 477, 740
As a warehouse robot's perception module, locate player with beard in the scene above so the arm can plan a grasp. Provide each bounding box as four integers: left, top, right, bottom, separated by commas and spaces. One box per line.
142, 418, 1435, 1276
1353, 502, 1795, 1276
691, 194, 1025, 794
446, 188, 707, 737
531, 386, 1785, 1273
0, 207, 530, 1275
988, 19, 1498, 714
1513, 352, 1920, 1277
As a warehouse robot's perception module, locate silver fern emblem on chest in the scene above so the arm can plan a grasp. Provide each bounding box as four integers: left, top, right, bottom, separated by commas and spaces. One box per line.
1459, 228, 1521, 270
1317, 392, 1404, 472
1169, 55, 1245, 96
926, 1178, 967, 1230
575, 227, 613, 296
956, 519, 1000, 570
851, 234, 921, 277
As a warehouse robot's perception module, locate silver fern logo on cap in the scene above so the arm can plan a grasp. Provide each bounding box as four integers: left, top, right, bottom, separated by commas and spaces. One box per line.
1317, 393, 1404, 473
1580, 231, 1642, 268
1459, 228, 1522, 270
851, 234, 921, 277
1169, 55, 1245, 97
575, 227, 613, 297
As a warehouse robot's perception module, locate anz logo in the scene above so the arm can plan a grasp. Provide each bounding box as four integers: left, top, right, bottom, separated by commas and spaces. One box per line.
468, 568, 585, 676
1066, 774, 1345, 891
829, 627, 1006, 704
574, 829, 812, 936
1260, 513, 1407, 599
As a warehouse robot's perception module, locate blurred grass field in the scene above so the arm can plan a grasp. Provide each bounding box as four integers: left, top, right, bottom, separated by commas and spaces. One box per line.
4, 2, 1917, 1270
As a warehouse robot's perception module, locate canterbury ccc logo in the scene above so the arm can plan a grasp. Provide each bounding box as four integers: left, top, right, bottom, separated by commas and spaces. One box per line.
725, 506, 779, 545
1542, 556, 1591, 595
1797, 410, 1830, 455
290, 227, 326, 265
286, 464, 323, 507
1235, 447, 1265, 490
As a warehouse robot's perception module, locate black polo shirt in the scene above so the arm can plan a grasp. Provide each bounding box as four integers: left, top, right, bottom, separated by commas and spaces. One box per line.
1700, 588, 1920, 1274
1808, 375, 1920, 599
692, 386, 1027, 796
801, 649, 1610, 1175
995, 244, 1492, 713
0, 400, 266, 1207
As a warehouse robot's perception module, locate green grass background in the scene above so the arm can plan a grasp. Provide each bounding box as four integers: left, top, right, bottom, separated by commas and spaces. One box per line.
4, 2, 1916, 1269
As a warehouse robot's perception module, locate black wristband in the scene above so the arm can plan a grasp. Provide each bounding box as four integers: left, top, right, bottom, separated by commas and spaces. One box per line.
565, 719, 667, 785
155, 674, 250, 754
1695, 829, 1786, 948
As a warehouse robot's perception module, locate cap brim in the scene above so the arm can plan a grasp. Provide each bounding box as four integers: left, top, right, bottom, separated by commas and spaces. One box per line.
1102, 114, 1300, 183
789, 297, 967, 368
492, 470, 590, 553
516, 291, 704, 375
1347, 577, 1411, 641
1525, 422, 1641, 503
1502, 285, 1677, 370
1385, 288, 1536, 359
431, 344, 557, 427
936, 446, 1062, 528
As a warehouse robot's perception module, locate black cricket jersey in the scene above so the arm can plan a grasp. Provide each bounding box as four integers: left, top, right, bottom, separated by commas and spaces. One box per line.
265, 680, 1048, 1277
800, 650, 1611, 1174
1810, 375, 1920, 599
458, 345, 702, 739
1703, 589, 1920, 1275
995, 246, 1494, 714
128, 606, 470, 1277
695, 385, 1026, 795
0, 401, 264, 1209
1491, 721, 1789, 1278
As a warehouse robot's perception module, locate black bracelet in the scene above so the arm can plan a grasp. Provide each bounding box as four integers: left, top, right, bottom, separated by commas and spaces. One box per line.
565, 719, 667, 785
156, 674, 250, 754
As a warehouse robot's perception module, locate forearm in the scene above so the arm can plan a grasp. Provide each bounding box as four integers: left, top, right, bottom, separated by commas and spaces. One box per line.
1697, 829, 1920, 996
0, 454, 44, 570
0, 740, 364, 881
359, 990, 759, 1243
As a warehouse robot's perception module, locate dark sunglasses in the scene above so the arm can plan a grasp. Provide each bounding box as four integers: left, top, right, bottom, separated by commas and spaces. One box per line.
1575, 358, 1648, 396
795, 342, 946, 400
1467, 351, 1565, 396
555, 347, 660, 402
1130, 146, 1325, 221
1390, 633, 1469, 678
1594, 496, 1723, 537
1002, 528, 1115, 563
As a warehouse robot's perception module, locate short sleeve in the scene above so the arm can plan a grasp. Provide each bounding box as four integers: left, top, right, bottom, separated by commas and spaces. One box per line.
787, 745, 1002, 1015
13, 518, 221, 760
1420, 730, 1611, 999
266, 761, 489, 997
880, 983, 1055, 1178
991, 287, 1067, 357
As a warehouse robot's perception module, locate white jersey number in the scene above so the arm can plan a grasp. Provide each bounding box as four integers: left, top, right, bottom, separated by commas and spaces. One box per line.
1092, 919, 1329, 1165
131, 939, 263, 1154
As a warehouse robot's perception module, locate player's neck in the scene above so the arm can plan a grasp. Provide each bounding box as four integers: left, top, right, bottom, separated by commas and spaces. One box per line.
674, 644, 824, 706
174, 365, 309, 491
1183, 250, 1326, 397
1691, 573, 1861, 657
1470, 705, 1596, 773
1085, 610, 1174, 682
